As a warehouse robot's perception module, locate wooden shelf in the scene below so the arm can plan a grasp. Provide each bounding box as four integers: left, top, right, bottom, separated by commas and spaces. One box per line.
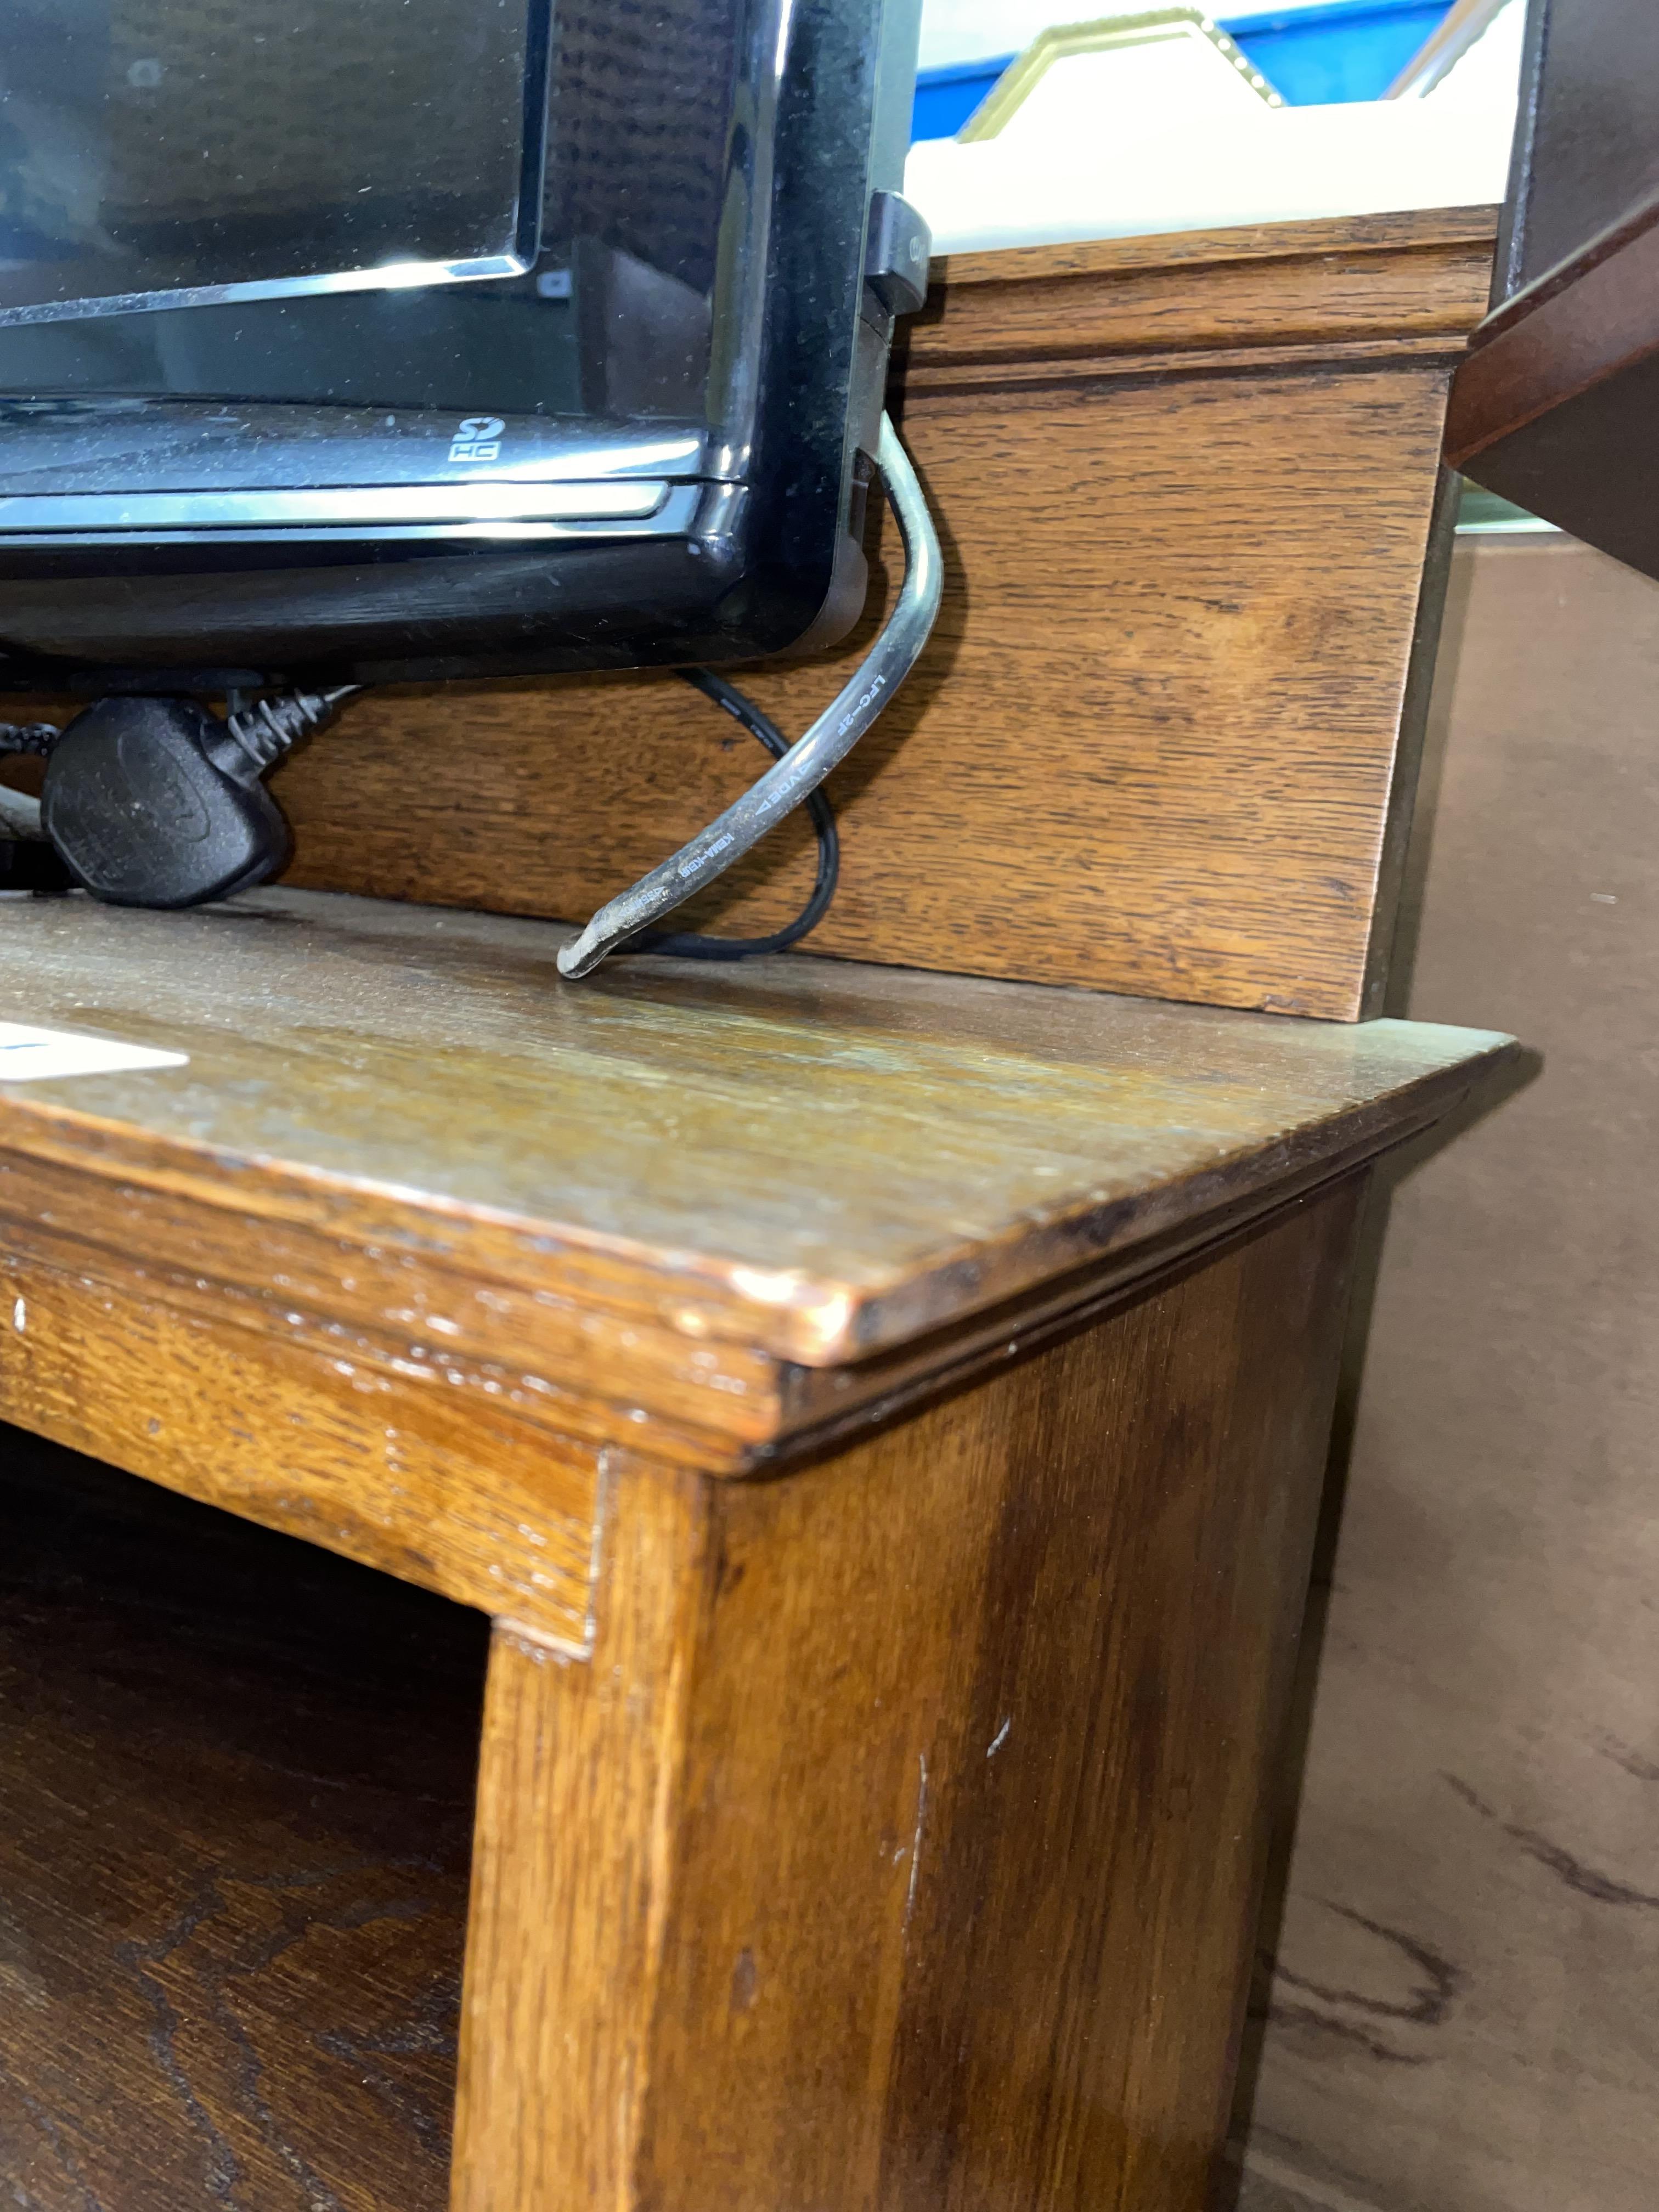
0, 212, 1521, 2208
0, 1428, 482, 2212
0, 885, 1516, 2210
0, 886, 1512, 1642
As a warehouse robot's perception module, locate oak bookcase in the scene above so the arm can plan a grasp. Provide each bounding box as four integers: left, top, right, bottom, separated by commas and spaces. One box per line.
0, 210, 1512, 2212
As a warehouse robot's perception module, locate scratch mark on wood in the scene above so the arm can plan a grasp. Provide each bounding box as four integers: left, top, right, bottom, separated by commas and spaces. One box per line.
729, 1948, 759, 2015
114, 1889, 245, 2207
904, 1753, 928, 1933
578, 1451, 612, 1662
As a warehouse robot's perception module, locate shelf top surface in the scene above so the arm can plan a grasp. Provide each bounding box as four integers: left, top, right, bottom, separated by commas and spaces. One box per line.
0, 889, 1511, 1363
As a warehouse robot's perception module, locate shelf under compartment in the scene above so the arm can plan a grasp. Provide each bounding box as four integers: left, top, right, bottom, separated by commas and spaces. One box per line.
0, 1427, 486, 2212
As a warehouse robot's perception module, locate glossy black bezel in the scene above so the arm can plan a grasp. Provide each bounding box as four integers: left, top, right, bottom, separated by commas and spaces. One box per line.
0, 0, 902, 690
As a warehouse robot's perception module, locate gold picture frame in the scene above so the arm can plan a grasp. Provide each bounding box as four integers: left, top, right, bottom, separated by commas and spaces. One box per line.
957, 8, 1283, 143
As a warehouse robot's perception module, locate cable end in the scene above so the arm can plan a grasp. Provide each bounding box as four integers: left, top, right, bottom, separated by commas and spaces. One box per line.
223, 685, 359, 776
555, 415, 937, 982
556, 925, 608, 979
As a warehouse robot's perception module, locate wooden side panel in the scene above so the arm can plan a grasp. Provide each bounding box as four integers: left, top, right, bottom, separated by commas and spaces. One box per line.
453, 1185, 1359, 2212
273, 366, 1453, 1022
0, 1239, 600, 1646
452, 1466, 708, 2212
874, 1192, 1357, 2212
255, 210, 1493, 1019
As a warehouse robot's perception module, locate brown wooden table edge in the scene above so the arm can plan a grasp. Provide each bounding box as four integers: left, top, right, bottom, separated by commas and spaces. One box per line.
0, 1040, 1515, 1499
930, 205, 1502, 292
0, 1036, 1515, 1385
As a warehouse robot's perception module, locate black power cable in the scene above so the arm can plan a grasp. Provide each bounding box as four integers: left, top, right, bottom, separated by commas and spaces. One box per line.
4, 676, 841, 957
0, 720, 60, 757
629, 669, 840, 961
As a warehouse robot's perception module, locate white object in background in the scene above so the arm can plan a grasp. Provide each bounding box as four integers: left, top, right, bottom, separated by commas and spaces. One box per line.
0, 1022, 189, 1081
963, 13, 1281, 146
907, 94, 1518, 255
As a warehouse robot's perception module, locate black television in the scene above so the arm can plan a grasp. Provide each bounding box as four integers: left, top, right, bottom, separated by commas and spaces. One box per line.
0, 0, 927, 686
0, 1, 939, 967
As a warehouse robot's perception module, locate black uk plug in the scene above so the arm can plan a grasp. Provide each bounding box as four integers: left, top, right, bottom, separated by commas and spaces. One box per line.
41, 695, 291, 909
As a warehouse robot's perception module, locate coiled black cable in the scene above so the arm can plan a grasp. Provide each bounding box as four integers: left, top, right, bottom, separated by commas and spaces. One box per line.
0, 720, 60, 757
630, 669, 839, 961
2, 689, 359, 772
224, 685, 361, 773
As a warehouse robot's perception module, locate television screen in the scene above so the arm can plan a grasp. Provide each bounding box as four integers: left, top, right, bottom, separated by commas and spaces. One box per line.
0, 0, 550, 323
0, 0, 924, 696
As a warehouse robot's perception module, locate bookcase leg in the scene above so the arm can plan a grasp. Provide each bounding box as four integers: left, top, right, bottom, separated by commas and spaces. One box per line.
451, 1184, 1361, 2212
451, 1458, 708, 2212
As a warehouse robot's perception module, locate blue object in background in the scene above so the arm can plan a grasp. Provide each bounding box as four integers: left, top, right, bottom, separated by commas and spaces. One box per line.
908, 0, 1457, 140
1223, 0, 1453, 103
911, 54, 1017, 140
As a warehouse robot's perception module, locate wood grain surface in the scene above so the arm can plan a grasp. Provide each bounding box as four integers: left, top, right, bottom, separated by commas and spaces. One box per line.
0, 215, 1509, 2212
454, 1467, 707, 2212
0, 870, 1509, 2210
0, 889, 1508, 1546
0, 1244, 602, 1644
0, 211, 1493, 1016
229, 208, 1492, 1021
452, 1186, 1360, 2212
0, 1427, 480, 2212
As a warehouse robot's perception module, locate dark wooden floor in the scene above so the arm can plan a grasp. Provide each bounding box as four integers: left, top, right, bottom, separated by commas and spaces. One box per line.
0, 1426, 485, 2212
